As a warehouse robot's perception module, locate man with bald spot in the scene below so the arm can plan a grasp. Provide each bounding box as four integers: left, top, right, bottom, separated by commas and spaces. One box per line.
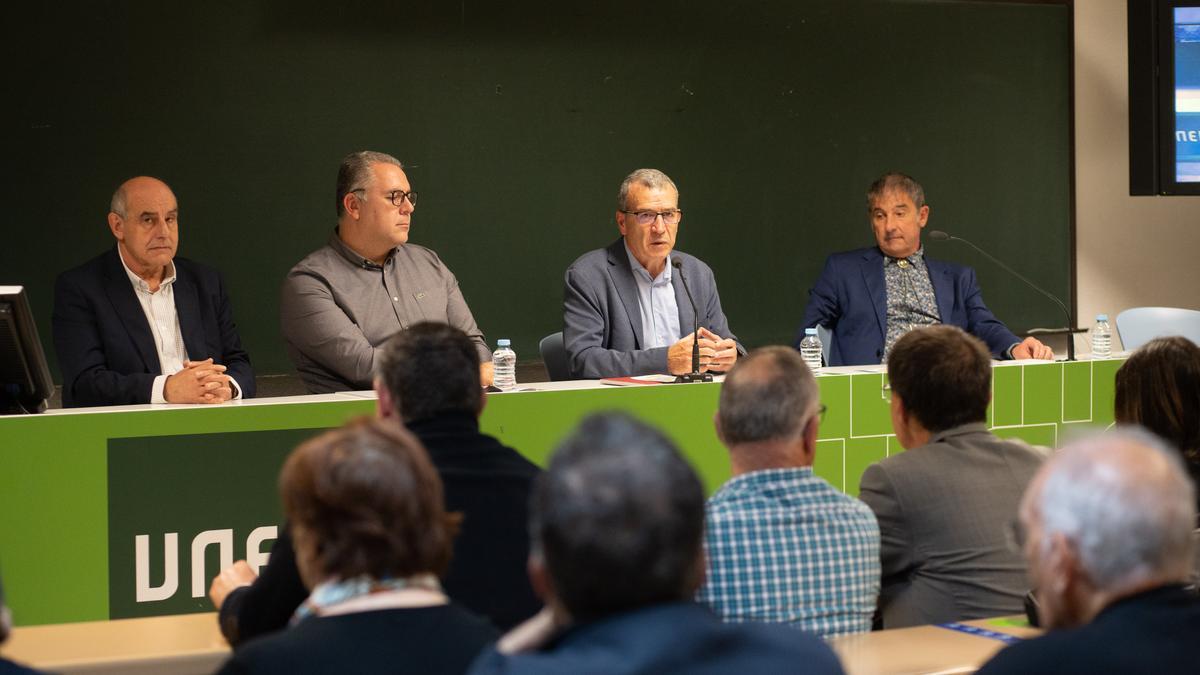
53, 176, 254, 407
977, 429, 1200, 674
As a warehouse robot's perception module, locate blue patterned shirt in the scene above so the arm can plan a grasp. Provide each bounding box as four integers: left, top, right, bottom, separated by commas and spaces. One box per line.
697, 467, 881, 637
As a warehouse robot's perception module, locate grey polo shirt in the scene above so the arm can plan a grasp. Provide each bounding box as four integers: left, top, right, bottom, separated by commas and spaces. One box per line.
280, 231, 490, 393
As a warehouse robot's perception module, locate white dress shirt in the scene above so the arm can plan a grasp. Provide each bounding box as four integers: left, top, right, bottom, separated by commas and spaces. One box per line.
117, 249, 240, 403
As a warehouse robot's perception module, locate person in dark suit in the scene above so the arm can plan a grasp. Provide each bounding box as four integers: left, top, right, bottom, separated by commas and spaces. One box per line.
468, 413, 845, 675
976, 428, 1200, 675
210, 322, 541, 646
562, 168, 741, 379
214, 418, 499, 675
859, 325, 1048, 628
52, 176, 254, 407
797, 172, 1052, 366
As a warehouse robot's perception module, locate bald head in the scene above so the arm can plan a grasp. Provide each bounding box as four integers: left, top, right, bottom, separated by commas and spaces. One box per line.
110, 176, 173, 219
107, 176, 179, 283
1026, 429, 1196, 592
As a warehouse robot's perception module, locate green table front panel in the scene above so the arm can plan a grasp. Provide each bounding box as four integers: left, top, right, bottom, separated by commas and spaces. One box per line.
0, 359, 1120, 626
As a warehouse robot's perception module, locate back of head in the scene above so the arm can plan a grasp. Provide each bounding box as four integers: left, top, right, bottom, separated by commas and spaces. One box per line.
336, 150, 403, 218
887, 325, 991, 432
1115, 336, 1200, 462
1035, 428, 1197, 590
280, 417, 457, 586
376, 322, 482, 423
718, 346, 818, 446
531, 412, 705, 622
866, 172, 925, 210
615, 168, 678, 210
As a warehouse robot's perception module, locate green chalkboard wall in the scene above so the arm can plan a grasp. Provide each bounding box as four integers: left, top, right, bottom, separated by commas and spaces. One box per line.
4, 0, 1071, 378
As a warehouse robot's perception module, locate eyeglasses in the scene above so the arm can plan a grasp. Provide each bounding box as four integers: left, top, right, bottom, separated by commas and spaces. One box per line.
620, 209, 682, 226
351, 188, 419, 207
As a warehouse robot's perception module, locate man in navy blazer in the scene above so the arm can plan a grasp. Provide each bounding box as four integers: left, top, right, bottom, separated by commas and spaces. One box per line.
563, 168, 742, 379
798, 172, 1052, 366
53, 176, 254, 407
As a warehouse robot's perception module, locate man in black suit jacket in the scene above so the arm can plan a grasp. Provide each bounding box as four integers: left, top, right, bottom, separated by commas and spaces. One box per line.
977, 429, 1200, 675
52, 176, 253, 407
209, 322, 542, 645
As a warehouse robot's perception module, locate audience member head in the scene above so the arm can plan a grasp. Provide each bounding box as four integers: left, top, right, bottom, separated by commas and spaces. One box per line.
716, 346, 821, 472
375, 322, 484, 424
887, 325, 991, 448
280, 417, 458, 589
866, 172, 928, 259
1115, 336, 1200, 465
528, 412, 705, 624
1019, 428, 1196, 630
107, 176, 179, 281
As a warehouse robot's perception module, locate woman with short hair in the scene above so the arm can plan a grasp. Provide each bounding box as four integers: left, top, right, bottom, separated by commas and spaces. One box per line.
217, 418, 497, 675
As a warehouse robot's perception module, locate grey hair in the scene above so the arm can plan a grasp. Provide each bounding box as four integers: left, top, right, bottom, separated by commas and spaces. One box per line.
1035, 428, 1197, 589
616, 168, 678, 211
866, 172, 925, 211
718, 346, 819, 445
337, 151, 404, 218
110, 186, 127, 218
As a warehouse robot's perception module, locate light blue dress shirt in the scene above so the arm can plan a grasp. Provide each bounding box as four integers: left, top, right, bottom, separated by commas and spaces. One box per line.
624, 244, 681, 348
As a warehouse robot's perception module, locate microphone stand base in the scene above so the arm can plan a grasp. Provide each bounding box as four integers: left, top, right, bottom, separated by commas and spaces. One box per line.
674, 372, 714, 384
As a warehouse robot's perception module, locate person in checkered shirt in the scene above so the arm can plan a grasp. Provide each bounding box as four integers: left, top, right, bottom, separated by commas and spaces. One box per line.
697, 346, 881, 636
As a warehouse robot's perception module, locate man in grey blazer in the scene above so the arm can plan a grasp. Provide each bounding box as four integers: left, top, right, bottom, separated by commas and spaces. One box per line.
859, 325, 1048, 628
563, 168, 741, 379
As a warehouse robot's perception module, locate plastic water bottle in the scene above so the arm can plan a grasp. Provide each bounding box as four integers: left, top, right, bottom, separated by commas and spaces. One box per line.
492, 339, 517, 390
1091, 314, 1112, 358
800, 328, 823, 375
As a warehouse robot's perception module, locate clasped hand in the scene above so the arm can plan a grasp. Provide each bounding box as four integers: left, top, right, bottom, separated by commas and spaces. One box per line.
668, 327, 738, 375
164, 358, 235, 404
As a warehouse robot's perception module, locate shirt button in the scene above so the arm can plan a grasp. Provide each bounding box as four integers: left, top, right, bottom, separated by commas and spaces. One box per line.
393, 297, 398, 302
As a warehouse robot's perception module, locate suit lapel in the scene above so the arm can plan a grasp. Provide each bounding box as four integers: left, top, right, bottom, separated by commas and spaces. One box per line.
173, 265, 206, 361
860, 249, 887, 344
926, 257, 954, 323
103, 248, 161, 374
606, 240, 645, 349
673, 256, 697, 337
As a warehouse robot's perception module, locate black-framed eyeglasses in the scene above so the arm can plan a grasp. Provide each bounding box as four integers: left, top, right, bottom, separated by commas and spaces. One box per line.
351, 187, 418, 207
620, 209, 682, 226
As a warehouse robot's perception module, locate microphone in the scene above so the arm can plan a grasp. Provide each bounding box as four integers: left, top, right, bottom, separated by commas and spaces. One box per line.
926, 230, 1078, 361
672, 259, 713, 383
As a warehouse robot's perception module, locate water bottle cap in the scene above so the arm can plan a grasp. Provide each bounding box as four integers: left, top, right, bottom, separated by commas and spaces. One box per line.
1096, 314, 1108, 321
497, 339, 511, 347
805, 328, 818, 336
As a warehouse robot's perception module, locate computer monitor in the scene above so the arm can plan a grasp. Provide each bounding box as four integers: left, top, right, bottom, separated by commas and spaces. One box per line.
0, 286, 54, 414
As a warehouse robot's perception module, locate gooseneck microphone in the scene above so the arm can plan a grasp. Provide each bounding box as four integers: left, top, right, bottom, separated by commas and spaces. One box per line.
926, 230, 1078, 361
673, 260, 713, 383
